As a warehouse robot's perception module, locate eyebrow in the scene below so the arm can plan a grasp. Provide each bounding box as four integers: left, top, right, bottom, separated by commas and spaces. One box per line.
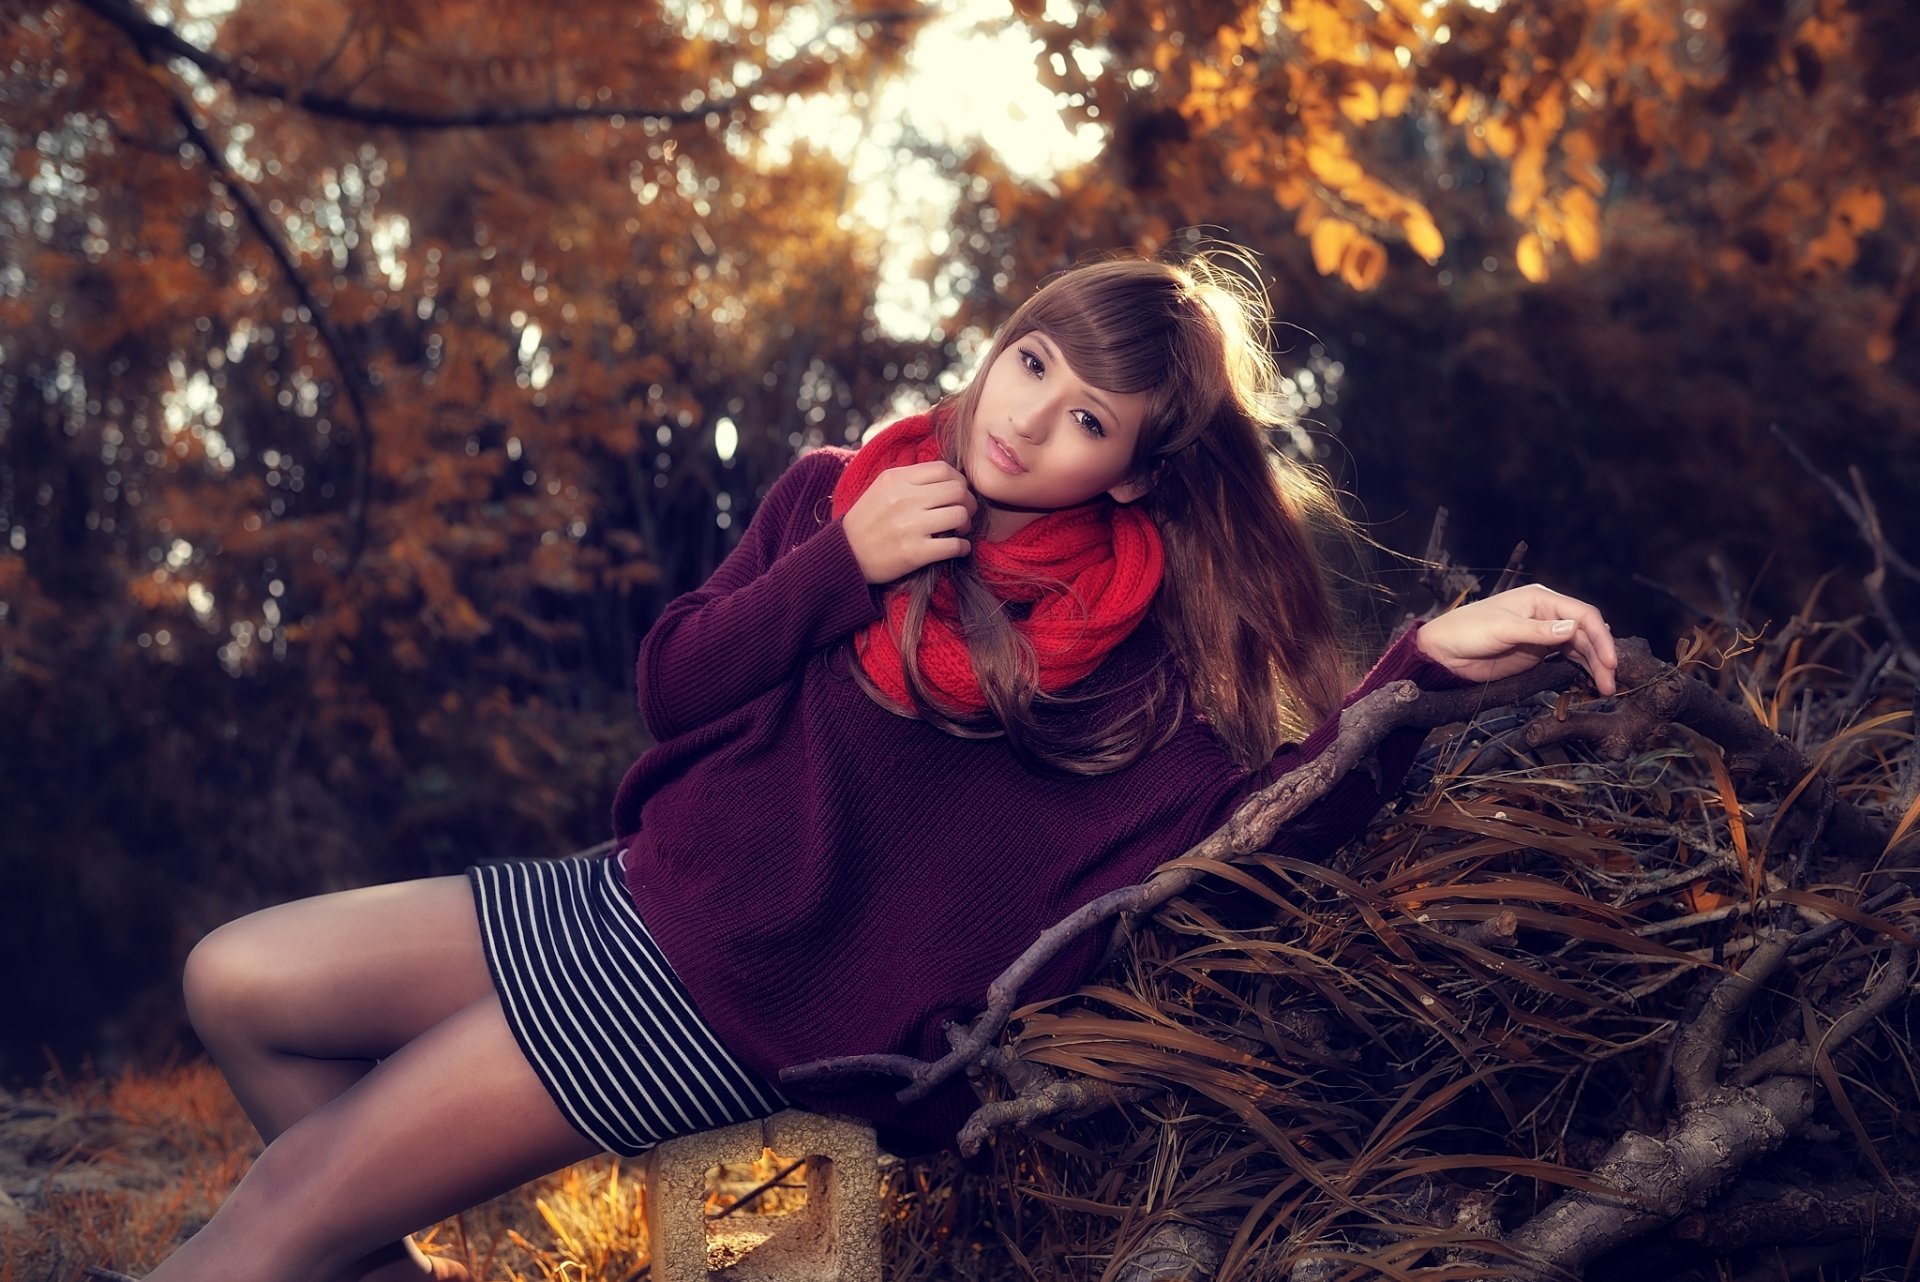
1029, 332, 1121, 423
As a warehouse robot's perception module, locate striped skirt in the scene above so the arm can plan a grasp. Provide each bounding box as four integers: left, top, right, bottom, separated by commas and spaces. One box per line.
466, 851, 786, 1155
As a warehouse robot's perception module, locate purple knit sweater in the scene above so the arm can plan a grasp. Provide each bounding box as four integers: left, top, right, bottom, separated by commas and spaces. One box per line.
614, 448, 1460, 1153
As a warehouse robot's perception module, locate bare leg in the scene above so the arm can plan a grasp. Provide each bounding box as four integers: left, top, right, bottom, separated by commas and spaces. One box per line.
147, 992, 601, 1282
181, 876, 539, 1280
185, 877, 495, 1134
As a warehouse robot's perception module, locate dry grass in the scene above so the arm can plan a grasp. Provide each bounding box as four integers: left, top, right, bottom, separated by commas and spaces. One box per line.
0, 1063, 828, 1282
0, 1060, 256, 1281
971, 608, 1919, 1281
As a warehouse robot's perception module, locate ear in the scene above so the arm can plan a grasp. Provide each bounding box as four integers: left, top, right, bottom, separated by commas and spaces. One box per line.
1108, 476, 1151, 504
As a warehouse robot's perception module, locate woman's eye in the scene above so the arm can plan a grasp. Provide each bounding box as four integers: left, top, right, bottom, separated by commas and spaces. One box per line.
1075, 411, 1106, 438
1019, 348, 1044, 376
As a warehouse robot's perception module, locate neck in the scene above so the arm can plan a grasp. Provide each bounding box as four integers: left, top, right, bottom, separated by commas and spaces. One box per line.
980, 495, 1116, 542
982, 503, 1044, 542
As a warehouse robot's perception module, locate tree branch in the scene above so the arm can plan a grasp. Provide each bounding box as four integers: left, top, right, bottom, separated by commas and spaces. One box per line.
148, 71, 377, 571
1770, 424, 1920, 671
1111, 1220, 1233, 1282
1770, 425, 1920, 585
1671, 934, 1791, 1107
1665, 1172, 1920, 1250
73, 0, 927, 131
955, 1070, 1153, 1154
1497, 938, 1912, 1280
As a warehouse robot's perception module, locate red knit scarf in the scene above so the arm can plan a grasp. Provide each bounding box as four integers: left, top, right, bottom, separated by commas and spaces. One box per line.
831, 411, 1164, 714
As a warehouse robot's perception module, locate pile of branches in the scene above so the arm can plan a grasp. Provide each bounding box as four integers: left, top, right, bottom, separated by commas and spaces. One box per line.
853, 592, 1918, 1282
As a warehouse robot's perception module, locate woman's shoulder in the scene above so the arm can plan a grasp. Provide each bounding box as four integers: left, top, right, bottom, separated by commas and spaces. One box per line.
778, 445, 856, 496
752, 446, 856, 535
793, 444, 857, 473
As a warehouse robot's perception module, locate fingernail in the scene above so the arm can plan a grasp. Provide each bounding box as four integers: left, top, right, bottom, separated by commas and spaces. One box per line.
1552, 619, 1575, 636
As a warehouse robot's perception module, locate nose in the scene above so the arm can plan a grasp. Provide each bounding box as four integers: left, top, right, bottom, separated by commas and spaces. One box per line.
1009, 398, 1050, 442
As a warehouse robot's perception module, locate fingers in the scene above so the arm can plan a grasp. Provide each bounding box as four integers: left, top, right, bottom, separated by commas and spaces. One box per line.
929, 534, 972, 562
843, 463, 979, 582
890, 466, 977, 522
927, 484, 979, 524
1516, 585, 1617, 696
910, 503, 974, 567
917, 504, 976, 538
1452, 584, 1617, 696
889, 459, 968, 484
1572, 629, 1618, 696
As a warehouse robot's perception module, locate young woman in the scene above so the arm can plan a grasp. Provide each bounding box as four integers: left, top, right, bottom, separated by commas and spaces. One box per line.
148, 253, 1615, 1282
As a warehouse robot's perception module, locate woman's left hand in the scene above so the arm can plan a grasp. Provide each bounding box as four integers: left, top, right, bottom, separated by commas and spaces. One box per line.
1415, 584, 1618, 696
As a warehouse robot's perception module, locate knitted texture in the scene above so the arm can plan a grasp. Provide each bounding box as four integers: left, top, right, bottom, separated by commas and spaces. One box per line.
830, 411, 1164, 713
614, 448, 1466, 1155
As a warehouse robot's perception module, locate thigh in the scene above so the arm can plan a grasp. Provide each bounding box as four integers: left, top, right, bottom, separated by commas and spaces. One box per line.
185, 875, 495, 1061
150, 994, 604, 1281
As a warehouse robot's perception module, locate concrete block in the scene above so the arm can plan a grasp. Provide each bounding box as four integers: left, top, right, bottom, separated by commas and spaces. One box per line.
642, 1110, 881, 1282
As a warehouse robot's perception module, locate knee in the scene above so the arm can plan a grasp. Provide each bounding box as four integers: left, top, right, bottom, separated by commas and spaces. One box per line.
182, 912, 283, 1048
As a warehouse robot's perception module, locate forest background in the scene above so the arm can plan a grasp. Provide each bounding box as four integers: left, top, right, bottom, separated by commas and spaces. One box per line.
2, 0, 1917, 1102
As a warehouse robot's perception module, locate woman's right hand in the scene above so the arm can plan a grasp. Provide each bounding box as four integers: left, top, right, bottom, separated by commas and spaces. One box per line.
1415, 583, 1618, 695
842, 461, 977, 584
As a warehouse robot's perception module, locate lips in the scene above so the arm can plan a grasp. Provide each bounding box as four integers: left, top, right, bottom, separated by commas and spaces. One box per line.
986, 434, 1027, 475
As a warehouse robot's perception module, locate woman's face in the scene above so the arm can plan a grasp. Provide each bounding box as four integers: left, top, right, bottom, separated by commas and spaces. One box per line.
963, 329, 1150, 541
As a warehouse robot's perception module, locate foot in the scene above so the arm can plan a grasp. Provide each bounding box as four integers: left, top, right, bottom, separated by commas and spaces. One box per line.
342, 1244, 472, 1282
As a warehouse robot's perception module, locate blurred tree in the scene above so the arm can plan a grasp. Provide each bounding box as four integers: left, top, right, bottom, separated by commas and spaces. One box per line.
946, 0, 1919, 637
999, 0, 1912, 300
1, 0, 1916, 1078
0, 0, 944, 1072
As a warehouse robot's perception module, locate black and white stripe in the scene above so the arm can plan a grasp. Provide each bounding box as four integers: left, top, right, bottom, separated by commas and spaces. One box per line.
467, 852, 786, 1155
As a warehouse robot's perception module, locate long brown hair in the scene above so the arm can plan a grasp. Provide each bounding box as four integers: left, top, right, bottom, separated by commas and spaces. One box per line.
853, 249, 1364, 774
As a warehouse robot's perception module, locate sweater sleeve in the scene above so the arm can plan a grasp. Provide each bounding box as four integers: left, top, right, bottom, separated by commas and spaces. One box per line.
635, 451, 883, 742
1232, 621, 1469, 860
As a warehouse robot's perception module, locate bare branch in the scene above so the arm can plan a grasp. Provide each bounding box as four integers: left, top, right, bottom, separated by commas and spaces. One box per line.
1111, 1220, 1232, 1282
1499, 934, 1914, 1280
1771, 426, 1920, 584
1665, 1172, 1920, 1250
1771, 424, 1920, 670
1671, 934, 1791, 1107
1815, 941, 1911, 1051
1454, 907, 1519, 949
73, 0, 927, 131
1895, 683, 1920, 821
956, 1071, 1153, 1154
1787, 880, 1911, 954
151, 67, 377, 570
1500, 1075, 1818, 1277
1410, 507, 1485, 614
1490, 540, 1529, 597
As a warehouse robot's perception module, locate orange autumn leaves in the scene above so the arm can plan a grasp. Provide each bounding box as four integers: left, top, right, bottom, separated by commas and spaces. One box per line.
1162, 0, 1901, 315
1183, 0, 1445, 292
